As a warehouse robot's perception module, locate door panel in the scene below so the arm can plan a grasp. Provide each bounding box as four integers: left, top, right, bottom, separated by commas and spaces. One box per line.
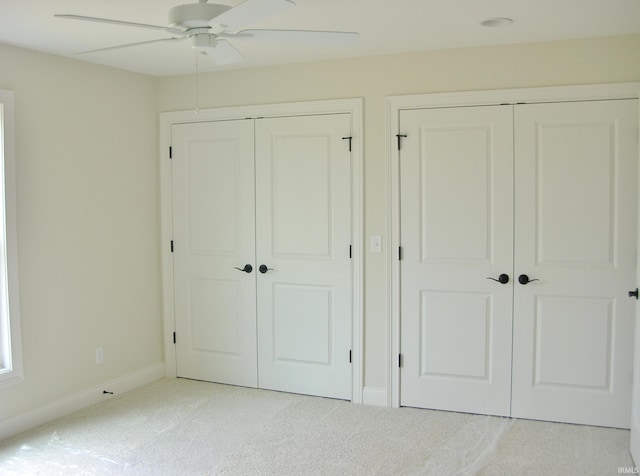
399, 105, 514, 416
255, 114, 352, 400
419, 291, 493, 379
418, 126, 495, 263
273, 283, 332, 363
189, 278, 243, 355
271, 137, 332, 257
172, 120, 258, 387
533, 120, 616, 266
533, 296, 612, 389
511, 100, 638, 428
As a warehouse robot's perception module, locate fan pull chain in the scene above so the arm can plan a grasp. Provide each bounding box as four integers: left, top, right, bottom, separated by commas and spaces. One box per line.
194, 49, 200, 114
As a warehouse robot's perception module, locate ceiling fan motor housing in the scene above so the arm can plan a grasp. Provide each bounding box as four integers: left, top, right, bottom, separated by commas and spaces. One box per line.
168, 2, 231, 29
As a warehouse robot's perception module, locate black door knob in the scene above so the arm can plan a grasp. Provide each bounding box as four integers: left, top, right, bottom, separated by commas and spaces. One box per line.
233, 264, 253, 273
486, 274, 509, 284
629, 288, 639, 300
259, 264, 274, 274
518, 274, 540, 285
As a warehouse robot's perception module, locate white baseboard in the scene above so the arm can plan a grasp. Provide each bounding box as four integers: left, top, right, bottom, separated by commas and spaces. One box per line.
0, 362, 165, 441
362, 386, 388, 407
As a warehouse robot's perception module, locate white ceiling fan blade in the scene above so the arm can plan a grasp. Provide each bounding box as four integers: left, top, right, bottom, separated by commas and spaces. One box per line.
79, 37, 186, 55
210, 0, 294, 32
55, 14, 186, 35
238, 29, 359, 45
202, 40, 245, 65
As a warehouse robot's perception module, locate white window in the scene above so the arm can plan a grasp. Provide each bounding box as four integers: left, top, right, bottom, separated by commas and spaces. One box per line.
0, 89, 23, 386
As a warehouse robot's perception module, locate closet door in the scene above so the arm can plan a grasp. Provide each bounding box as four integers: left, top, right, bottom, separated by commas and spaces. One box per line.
399, 105, 515, 416
511, 99, 638, 428
255, 114, 353, 400
172, 119, 258, 387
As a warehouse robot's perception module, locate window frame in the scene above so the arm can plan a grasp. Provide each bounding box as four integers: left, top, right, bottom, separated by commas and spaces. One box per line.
0, 89, 23, 387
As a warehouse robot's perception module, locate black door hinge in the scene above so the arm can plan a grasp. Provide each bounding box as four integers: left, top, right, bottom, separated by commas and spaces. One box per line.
349, 245, 352, 259
398, 353, 403, 368
170, 240, 174, 253
349, 350, 352, 363
173, 332, 176, 344
169, 146, 173, 159
342, 136, 353, 152
396, 134, 407, 150
398, 246, 403, 260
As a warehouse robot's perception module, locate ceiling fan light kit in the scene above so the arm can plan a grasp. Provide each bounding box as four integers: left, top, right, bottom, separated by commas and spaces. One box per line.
56, 0, 358, 66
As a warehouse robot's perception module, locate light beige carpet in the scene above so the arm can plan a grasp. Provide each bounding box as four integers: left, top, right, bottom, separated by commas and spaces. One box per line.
0, 378, 634, 475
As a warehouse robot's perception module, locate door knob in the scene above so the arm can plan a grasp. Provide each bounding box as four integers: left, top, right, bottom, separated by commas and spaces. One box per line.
259, 264, 274, 274
486, 274, 510, 284
518, 274, 540, 285
629, 288, 639, 300
233, 264, 253, 273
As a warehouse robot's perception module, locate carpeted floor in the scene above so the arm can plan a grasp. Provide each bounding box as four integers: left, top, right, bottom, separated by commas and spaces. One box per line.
0, 378, 634, 475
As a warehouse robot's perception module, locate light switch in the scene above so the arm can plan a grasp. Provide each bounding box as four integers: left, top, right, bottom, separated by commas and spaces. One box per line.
371, 235, 382, 253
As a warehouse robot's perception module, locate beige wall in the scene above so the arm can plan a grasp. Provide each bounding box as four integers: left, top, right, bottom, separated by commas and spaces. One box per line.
0, 43, 162, 421
1, 34, 640, 425
159, 34, 640, 391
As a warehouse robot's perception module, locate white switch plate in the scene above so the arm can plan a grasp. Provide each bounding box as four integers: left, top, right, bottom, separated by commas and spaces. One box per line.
96, 347, 104, 365
371, 235, 382, 253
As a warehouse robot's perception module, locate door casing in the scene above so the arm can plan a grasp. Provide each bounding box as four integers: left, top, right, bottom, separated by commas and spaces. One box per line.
387, 83, 640, 409
160, 98, 364, 403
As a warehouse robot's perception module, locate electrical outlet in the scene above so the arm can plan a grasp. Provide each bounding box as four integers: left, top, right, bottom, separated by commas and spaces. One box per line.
96, 347, 104, 365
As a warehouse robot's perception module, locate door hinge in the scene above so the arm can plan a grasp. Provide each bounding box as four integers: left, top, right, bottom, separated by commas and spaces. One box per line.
342, 136, 353, 152
173, 332, 176, 344
169, 146, 173, 159
398, 353, 403, 368
170, 240, 174, 253
349, 350, 352, 363
398, 246, 403, 260
396, 134, 407, 150
349, 245, 352, 259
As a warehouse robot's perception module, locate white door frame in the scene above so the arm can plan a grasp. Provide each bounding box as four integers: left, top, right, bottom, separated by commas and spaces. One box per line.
159, 98, 364, 403
386, 83, 640, 409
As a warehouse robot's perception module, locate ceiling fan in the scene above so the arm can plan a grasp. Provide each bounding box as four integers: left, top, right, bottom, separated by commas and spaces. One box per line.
55, 0, 359, 66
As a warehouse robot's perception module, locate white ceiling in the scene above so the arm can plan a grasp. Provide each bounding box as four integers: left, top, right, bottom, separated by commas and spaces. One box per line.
1, 0, 639, 77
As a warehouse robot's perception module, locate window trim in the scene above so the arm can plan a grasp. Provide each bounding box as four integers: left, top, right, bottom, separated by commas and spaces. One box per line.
0, 89, 23, 387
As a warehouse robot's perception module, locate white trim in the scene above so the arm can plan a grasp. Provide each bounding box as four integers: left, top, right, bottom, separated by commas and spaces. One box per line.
159, 98, 365, 404
387, 82, 640, 111
362, 387, 388, 407
0, 89, 22, 388
386, 82, 640, 409
159, 111, 176, 379
385, 94, 401, 409
0, 363, 165, 441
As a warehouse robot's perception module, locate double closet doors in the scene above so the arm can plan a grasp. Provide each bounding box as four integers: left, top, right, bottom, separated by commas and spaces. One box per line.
399, 99, 638, 428
171, 114, 353, 400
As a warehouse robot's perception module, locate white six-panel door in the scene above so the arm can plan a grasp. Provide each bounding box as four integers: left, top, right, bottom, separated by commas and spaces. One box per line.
399, 105, 515, 416
171, 114, 353, 400
172, 119, 258, 387
255, 114, 352, 400
399, 99, 638, 428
